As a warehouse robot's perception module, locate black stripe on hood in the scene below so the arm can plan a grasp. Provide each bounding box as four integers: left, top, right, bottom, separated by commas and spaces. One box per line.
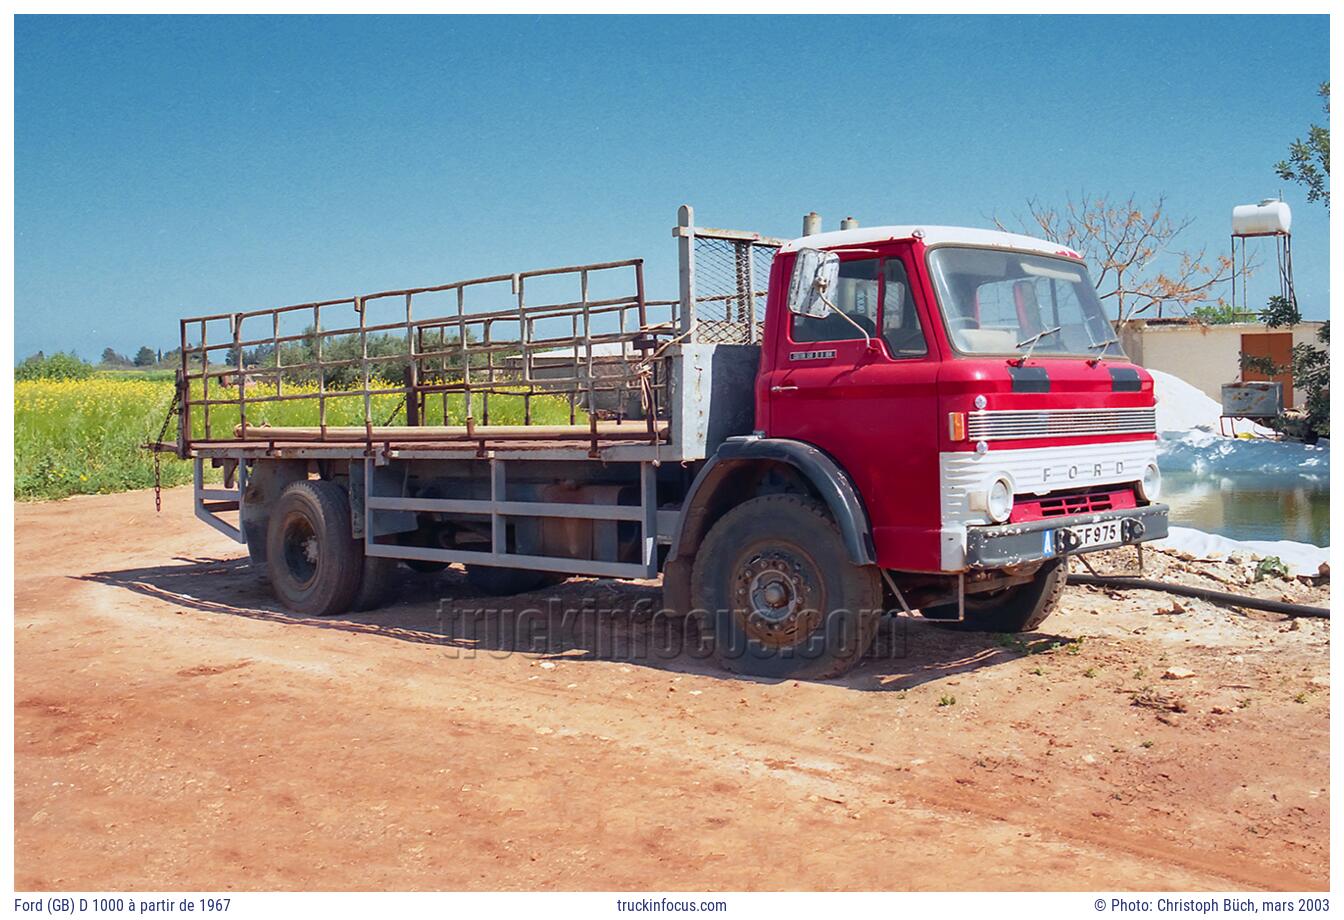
1109, 367, 1142, 392
1008, 365, 1050, 393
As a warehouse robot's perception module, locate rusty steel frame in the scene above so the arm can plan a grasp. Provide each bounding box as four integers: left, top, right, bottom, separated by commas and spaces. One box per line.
175, 208, 782, 460
177, 259, 679, 458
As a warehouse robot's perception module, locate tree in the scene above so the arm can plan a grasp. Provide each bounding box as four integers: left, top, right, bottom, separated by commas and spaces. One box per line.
995, 193, 1237, 322
100, 347, 131, 366
1241, 296, 1329, 441
133, 346, 156, 367
1241, 93, 1332, 441
243, 343, 276, 366
276, 329, 416, 388
1190, 302, 1257, 325
1276, 82, 1330, 206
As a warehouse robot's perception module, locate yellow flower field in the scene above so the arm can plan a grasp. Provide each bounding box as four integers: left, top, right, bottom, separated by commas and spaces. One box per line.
15, 375, 579, 501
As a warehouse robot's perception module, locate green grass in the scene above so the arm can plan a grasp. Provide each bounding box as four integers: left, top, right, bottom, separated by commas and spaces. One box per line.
93, 367, 178, 381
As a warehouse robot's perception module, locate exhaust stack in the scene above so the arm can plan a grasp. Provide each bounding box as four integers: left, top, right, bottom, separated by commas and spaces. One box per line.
802, 212, 822, 236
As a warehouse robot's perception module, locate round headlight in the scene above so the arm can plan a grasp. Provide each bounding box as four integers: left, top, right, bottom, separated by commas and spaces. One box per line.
987, 477, 1014, 523
1138, 463, 1162, 502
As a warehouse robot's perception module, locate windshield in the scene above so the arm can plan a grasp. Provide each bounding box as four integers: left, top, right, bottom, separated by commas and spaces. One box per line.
927, 247, 1123, 358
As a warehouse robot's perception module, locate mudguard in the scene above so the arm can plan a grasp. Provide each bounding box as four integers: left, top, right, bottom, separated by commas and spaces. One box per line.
662, 437, 876, 616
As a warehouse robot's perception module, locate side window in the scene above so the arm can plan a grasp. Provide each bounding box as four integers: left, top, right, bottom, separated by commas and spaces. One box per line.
880, 258, 927, 357
791, 258, 879, 343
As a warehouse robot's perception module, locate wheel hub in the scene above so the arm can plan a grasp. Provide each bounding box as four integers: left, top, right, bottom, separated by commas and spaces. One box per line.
280, 514, 320, 589
734, 551, 821, 646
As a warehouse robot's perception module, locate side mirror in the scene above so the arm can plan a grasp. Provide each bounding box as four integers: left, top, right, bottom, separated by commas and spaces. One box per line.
787, 248, 839, 318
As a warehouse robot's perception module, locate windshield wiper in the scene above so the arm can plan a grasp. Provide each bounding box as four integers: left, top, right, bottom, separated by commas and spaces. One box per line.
1086, 336, 1120, 366
1013, 326, 1061, 365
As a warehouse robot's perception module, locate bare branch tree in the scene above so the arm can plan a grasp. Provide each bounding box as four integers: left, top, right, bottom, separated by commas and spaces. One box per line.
993, 192, 1243, 322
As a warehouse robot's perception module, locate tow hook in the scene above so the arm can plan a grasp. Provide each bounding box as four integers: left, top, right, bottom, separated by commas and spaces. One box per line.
1121, 518, 1146, 543
1053, 530, 1083, 554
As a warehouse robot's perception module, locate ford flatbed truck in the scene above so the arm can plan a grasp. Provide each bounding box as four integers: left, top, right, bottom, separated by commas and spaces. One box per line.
168, 205, 1168, 678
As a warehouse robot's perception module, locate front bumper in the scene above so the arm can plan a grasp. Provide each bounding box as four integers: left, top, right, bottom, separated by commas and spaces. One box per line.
965, 503, 1168, 569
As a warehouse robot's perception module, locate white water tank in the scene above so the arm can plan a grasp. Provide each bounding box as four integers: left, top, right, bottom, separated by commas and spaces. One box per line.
1232, 199, 1292, 236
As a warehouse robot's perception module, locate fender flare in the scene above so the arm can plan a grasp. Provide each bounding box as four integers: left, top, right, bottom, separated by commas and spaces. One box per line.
668, 437, 877, 567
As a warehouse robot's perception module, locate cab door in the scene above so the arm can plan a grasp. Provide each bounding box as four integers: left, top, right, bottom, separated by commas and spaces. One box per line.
763, 244, 944, 571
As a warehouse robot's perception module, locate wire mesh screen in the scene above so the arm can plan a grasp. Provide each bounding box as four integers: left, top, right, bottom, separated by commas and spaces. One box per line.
693, 237, 778, 344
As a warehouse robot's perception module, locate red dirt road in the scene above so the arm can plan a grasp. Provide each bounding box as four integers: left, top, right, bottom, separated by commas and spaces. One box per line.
14, 487, 1330, 890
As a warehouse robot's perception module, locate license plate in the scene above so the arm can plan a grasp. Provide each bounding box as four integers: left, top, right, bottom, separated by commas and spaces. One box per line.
1064, 520, 1122, 552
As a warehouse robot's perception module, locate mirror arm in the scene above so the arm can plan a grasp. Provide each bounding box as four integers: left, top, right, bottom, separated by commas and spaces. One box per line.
819, 294, 874, 350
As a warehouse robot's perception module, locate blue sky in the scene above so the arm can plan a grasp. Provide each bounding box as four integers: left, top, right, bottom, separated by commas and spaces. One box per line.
14, 14, 1331, 361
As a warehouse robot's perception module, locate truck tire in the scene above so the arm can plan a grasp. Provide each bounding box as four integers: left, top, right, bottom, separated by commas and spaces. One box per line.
691, 495, 882, 680
464, 565, 566, 596
265, 480, 363, 617
353, 555, 399, 612
924, 560, 1066, 633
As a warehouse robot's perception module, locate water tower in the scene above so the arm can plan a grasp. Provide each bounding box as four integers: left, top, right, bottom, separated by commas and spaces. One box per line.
1230, 198, 1295, 314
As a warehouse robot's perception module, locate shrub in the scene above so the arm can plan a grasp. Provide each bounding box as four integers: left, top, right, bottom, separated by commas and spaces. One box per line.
15, 351, 94, 382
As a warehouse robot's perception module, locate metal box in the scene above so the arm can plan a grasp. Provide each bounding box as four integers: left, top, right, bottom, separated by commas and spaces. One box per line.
1221, 382, 1284, 419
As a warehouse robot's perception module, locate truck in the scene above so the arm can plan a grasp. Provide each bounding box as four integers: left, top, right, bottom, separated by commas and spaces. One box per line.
165, 205, 1168, 679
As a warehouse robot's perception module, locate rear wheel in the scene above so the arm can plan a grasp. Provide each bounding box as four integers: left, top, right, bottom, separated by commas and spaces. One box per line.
353, 555, 399, 611
924, 560, 1067, 632
691, 495, 882, 680
265, 480, 363, 617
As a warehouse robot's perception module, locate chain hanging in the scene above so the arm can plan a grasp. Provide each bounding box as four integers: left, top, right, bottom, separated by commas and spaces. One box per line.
152, 387, 181, 513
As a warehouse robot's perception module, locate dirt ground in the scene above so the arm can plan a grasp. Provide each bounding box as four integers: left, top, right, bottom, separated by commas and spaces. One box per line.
14, 486, 1330, 891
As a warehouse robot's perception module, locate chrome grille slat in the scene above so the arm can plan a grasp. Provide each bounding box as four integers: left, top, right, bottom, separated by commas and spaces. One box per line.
967, 407, 1156, 441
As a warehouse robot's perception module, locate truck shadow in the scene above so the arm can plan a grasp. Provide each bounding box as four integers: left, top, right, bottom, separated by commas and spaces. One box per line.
80, 555, 1070, 692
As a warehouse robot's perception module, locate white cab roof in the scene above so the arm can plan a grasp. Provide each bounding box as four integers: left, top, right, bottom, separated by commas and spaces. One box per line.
778, 225, 1083, 260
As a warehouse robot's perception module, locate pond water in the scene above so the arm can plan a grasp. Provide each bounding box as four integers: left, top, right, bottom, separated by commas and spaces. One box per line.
1161, 471, 1330, 547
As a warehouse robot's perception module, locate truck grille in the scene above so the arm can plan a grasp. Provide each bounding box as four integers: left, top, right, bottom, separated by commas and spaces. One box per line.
967, 407, 1156, 441
1010, 487, 1138, 523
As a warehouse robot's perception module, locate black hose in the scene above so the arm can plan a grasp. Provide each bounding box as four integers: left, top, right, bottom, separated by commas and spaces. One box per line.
1069, 574, 1330, 619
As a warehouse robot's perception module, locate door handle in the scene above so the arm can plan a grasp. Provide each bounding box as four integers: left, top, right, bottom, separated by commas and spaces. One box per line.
770, 385, 799, 393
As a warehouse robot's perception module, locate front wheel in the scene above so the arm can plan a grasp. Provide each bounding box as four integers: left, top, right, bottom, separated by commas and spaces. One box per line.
924, 560, 1067, 632
691, 495, 882, 680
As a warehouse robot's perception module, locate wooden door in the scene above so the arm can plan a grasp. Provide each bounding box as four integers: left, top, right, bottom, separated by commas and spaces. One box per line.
1241, 331, 1294, 408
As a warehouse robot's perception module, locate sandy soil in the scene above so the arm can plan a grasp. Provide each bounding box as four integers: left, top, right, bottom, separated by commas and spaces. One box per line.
14, 487, 1330, 891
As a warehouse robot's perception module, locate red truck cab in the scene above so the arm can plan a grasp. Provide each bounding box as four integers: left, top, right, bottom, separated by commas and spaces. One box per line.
756, 225, 1164, 573
669, 222, 1166, 675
